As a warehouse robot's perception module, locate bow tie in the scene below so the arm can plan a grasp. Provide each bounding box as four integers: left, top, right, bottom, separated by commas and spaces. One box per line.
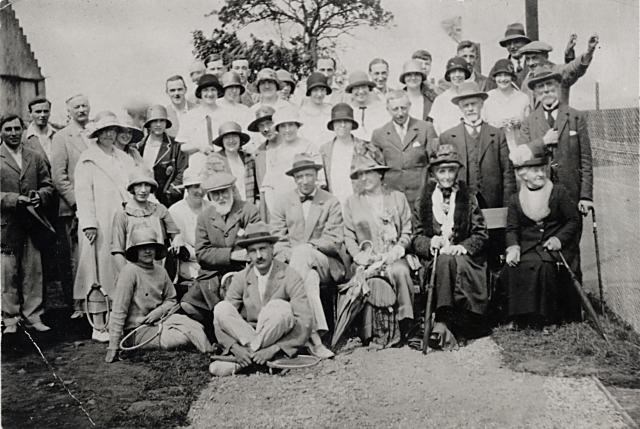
300, 194, 313, 203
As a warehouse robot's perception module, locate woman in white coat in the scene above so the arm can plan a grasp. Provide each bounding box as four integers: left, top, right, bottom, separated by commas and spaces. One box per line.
74, 116, 136, 341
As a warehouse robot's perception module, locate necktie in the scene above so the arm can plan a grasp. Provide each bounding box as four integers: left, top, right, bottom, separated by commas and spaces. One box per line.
359, 106, 367, 125
300, 194, 313, 203
544, 107, 557, 129
465, 121, 482, 138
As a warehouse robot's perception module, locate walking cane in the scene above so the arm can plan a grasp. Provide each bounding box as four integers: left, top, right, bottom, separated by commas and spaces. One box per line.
422, 250, 438, 354
589, 207, 605, 315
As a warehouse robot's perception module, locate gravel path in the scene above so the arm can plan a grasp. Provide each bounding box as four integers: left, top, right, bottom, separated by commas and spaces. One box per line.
187, 338, 632, 428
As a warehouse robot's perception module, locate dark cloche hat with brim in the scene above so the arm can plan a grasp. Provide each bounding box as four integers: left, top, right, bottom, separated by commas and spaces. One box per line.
196, 74, 223, 99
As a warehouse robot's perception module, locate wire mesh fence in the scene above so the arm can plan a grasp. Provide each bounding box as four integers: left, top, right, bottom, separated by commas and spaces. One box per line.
581, 107, 640, 332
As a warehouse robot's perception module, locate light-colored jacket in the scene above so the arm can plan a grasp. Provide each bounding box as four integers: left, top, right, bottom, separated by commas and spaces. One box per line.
73, 145, 135, 298
51, 122, 90, 216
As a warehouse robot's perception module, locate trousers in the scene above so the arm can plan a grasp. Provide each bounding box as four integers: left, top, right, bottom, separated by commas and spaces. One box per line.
214, 299, 295, 352
288, 244, 331, 332
2, 235, 44, 325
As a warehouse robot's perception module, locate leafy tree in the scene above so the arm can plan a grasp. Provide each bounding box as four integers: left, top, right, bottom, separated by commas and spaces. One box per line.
193, 0, 393, 79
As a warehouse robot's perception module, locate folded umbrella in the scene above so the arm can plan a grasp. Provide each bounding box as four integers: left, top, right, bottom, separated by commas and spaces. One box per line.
331, 266, 369, 348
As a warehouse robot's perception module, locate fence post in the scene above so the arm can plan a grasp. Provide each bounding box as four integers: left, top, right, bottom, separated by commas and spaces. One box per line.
595, 81, 600, 111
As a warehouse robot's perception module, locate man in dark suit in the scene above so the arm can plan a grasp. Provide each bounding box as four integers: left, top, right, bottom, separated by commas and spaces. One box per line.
435, 82, 515, 210
520, 64, 593, 215
1, 114, 55, 333
211, 222, 312, 375
371, 90, 437, 208
138, 105, 188, 207
271, 154, 345, 359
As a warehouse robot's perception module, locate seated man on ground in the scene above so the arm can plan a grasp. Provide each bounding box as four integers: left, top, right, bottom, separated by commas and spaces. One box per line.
271, 153, 346, 359
412, 144, 490, 349
211, 222, 312, 376
503, 144, 581, 326
180, 172, 261, 329
105, 226, 211, 363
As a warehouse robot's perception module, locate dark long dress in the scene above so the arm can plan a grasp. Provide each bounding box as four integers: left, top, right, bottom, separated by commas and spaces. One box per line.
504, 183, 581, 323
413, 181, 489, 337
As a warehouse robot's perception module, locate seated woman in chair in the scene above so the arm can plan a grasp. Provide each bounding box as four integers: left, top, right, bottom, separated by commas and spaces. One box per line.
105, 226, 211, 363
343, 155, 415, 347
412, 144, 490, 349
503, 144, 581, 327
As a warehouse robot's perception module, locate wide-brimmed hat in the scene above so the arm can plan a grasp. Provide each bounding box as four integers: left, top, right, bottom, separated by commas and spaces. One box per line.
125, 226, 166, 262
349, 155, 390, 179
444, 57, 471, 81
306, 72, 332, 96
195, 74, 223, 99
127, 168, 159, 193
499, 23, 531, 47
526, 63, 562, 90
510, 143, 548, 168
518, 40, 553, 56
119, 115, 144, 143
399, 60, 427, 84
276, 69, 296, 92
88, 115, 124, 139
144, 104, 173, 129
212, 121, 250, 147
429, 144, 463, 169
285, 153, 323, 177
179, 166, 204, 189
235, 221, 279, 248
450, 81, 489, 105
272, 107, 303, 130
327, 103, 359, 131
490, 58, 516, 80
345, 70, 376, 93
255, 68, 282, 91
202, 172, 237, 193
247, 105, 276, 132
221, 71, 246, 95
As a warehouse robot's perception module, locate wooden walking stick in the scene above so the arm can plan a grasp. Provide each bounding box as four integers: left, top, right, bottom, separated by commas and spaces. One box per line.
422, 250, 438, 354
589, 207, 605, 315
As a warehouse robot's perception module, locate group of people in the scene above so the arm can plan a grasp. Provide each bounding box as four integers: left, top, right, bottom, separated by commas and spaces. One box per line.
1, 22, 597, 375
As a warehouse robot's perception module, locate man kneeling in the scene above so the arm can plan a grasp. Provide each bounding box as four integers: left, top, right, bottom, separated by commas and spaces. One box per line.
412, 145, 490, 349
211, 222, 312, 376
105, 226, 211, 363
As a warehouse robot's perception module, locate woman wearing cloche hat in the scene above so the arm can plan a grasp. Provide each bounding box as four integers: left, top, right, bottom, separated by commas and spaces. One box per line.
429, 56, 474, 135
299, 72, 333, 146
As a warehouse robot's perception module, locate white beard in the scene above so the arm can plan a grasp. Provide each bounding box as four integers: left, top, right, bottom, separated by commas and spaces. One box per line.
212, 198, 233, 216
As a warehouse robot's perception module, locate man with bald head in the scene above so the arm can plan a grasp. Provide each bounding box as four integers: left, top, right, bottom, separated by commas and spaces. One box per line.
51, 94, 92, 316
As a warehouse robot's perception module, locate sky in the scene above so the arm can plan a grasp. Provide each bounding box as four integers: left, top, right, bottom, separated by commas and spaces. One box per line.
10, 0, 639, 122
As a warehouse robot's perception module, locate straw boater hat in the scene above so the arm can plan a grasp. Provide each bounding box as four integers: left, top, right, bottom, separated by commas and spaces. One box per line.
305, 72, 332, 96
526, 63, 562, 90
178, 166, 204, 189
349, 155, 390, 179
345, 70, 376, 93
450, 81, 489, 105
88, 115, 124, 139
509, 143, 548, 168
125, 226, 166, 262
247, 105, 276, 132
202, 172, 237, 193
429, 144, 463, 170
399, 59, 427, 84
489, 59, 517, 80
221, 71, 245, 95
127, 168, 159, 193
285, 153, 323, 177
272, 107, 303, 130
195, 74, 223, 99
518, 40, 553, 56
276, 69, 296, 93
499, 23, 531, 47
255, 68, 282, 91
235, 221, 279, 248
144, 105, 173, 129
212, 121, 250, 148
444, 56, 471, 82
327, 103, 359, 131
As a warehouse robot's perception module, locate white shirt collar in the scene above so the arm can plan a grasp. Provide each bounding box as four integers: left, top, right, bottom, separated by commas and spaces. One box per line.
25, 123, 54, 139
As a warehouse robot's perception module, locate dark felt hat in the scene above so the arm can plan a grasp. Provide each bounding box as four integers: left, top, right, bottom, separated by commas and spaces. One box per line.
349, 155, 390, 179
450, 81, 489, 105
195, 74, 223, 99
490, 58, 517, 80
499, 23, 531, 47
510, 143, 548, 168
235, 221, 279, 248
345, 71, 376, 93
125, 226, 166, 262
444, 57, 471, 81
285, 152, 323, 177
429, 144, 463, 169
327, 103, 359, 131
526, 63, 562, 90
248, 105, 276, 132
306, 72, 332, 97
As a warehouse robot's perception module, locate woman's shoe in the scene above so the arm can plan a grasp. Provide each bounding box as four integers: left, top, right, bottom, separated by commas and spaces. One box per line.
91, 329, 109, 343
